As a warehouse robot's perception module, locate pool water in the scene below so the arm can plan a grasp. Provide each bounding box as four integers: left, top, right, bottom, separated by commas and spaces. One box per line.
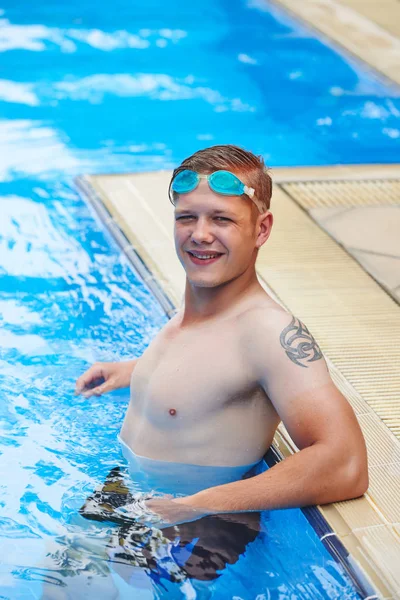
0, 188, 365, 600
2, 0, 398, 597
0, 0, 399, 178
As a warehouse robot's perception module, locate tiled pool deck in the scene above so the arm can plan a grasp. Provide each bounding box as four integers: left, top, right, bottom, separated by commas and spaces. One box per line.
76, 3, 400, 597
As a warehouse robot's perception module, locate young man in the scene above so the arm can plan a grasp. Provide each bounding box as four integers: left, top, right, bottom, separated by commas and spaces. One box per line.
76, 144, 368, 527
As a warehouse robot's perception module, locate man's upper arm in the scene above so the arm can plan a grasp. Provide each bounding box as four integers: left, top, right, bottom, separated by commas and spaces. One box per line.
248, 311, 365, 453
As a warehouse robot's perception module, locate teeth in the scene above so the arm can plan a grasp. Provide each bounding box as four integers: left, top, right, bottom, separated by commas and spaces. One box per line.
191, 253, 220, 259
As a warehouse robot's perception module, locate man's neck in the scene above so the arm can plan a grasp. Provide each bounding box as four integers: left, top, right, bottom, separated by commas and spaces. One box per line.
179, 268, 264, 327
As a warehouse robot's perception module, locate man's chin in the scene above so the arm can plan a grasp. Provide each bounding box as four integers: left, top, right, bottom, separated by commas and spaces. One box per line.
188, 279, 219, 288
186, 274, 223, 288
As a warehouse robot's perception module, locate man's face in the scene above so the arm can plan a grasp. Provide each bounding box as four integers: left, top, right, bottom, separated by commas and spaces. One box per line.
173, 177, 260, 288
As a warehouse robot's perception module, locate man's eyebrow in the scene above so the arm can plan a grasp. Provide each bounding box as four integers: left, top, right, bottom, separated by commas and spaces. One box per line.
174, 208, 236, 216
210, 209, 236, 216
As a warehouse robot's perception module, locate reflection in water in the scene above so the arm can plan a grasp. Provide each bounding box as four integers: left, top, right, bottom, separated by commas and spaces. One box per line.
42, 466, 261, 597
157, 512, 261, 581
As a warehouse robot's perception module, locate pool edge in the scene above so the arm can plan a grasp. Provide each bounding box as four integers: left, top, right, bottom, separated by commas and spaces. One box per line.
267, 0, 400, 88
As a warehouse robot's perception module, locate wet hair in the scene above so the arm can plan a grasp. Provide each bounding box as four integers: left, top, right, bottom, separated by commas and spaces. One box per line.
168, 144, 272, 213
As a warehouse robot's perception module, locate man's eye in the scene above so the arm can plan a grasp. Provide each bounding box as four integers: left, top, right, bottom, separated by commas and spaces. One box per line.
176, 215, 194, 221
215, 216, 231, 222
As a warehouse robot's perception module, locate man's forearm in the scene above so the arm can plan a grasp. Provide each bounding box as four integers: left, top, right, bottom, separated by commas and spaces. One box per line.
180, 444, 368, 512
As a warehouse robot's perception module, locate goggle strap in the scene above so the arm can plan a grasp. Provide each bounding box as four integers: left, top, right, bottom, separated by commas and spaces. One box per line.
252, 196, 268, 213
243, 185, 255, 198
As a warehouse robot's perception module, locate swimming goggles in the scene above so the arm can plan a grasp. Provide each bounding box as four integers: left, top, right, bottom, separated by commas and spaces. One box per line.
171, 169, 266, 213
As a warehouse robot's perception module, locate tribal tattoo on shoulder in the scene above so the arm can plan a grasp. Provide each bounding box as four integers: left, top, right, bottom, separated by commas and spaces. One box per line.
279, 316, 323, 368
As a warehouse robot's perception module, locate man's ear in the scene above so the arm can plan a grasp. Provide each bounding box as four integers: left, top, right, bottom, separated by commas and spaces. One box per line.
255, 211, 273, 248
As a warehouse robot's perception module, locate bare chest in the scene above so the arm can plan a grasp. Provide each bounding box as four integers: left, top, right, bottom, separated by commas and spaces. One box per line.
131, 324, 259, 423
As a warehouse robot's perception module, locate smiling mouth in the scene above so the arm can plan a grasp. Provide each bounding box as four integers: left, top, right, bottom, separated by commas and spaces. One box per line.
186, 251, 224, 264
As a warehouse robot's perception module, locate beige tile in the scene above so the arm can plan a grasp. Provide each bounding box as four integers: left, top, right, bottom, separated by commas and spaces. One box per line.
367, 464, 400, 524
309, 206, 356, 222
277, 422, 299, 452
348, 525, 400, 595
358, 414, 400, 466
334, 496, 386, 531
286, 180, 400, 209
329, 366, 373, 416
350, 250, 400, 291
338, 530, 393, 598
272, 430, 295, 459
273, 164, 400, 183
336, 0, 400, 39
315, 206, 400, 257
319, 503, 357, 537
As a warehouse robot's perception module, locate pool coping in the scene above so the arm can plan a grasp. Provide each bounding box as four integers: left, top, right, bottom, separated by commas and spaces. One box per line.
268, 0, 400, 87
76, 164, 400, 599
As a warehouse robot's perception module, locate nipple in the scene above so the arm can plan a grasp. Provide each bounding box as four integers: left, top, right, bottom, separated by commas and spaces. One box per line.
169, 408, 177, 417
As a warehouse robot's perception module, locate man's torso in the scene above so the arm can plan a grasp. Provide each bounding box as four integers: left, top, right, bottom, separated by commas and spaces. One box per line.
120, 295, 283, 467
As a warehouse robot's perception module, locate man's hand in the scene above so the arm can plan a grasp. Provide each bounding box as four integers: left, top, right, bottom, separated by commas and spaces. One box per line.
74, 359, 138, 398
144, 497, 210, 528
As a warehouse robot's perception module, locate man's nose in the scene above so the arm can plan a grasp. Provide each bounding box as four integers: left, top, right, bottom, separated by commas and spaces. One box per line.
191, 218, 214, 244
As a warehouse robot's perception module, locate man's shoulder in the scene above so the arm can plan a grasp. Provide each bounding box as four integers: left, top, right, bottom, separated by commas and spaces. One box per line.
237, 298, 293, 341
238, 300, 328, 381
235, 299, 294, 371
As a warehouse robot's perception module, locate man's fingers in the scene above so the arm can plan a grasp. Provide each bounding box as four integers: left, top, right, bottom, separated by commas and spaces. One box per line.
82, 380, 112, 398
75, 376, 89, 395
92, 382, 109, 396
75, 365, 104, 395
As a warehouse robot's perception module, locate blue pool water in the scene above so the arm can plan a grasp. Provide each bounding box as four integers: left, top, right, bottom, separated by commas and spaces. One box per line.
1, 0, 398, 597
0, 0, 399, 176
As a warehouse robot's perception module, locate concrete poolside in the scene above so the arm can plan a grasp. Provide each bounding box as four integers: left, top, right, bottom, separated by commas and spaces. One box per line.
77, 163, 400, 600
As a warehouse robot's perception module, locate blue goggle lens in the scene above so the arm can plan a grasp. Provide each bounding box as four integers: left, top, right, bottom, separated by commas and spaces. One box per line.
172, 169, 245, 197
172, 170, 199, 193
209, 170, 244, 195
